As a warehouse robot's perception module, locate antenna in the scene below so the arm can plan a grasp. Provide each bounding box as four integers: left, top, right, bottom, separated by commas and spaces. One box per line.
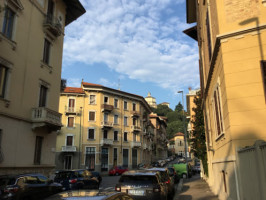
118, 78, 120, 90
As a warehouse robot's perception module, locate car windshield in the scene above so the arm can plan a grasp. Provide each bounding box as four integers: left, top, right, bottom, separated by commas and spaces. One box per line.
119, 175, 158, 184
0, 177, 16, 186
159, 171, 169, 182
55, 172, 74, 180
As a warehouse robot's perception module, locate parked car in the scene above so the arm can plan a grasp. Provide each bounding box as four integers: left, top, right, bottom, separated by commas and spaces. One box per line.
167, 167, 179, 184
45, 190, 133, 200
137, 163, 150, 169
54, 169, 99, 191
108, 166, 128, 176
89, 171, 102, 185
146, 167, 175, 198
172, 163, 192, 178
192, 163, 201, 174
115, 170, 168, 200
0, 173, 62, 200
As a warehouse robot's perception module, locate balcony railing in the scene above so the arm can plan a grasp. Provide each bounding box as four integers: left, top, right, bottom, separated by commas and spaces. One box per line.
100, 139, 113, 146
65, 106, 78, 114
131, 111, 140, 117
43, 14, 62, 37
131, 141, 141, 148
61, 146, 77, 152
32, 107, 62, 132
101, 121, 113, 128
101, 104, 114, 112
131, 125, 141, 132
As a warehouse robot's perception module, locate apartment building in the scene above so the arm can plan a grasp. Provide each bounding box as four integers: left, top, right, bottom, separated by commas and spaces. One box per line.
185, 0, 266, 199
149, 113, 168, 161
0, 0, 85, 175
168, 132, 186, 156
56, 82, 153, 172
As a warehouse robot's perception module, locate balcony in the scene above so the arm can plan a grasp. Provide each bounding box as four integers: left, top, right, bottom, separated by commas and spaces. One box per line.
100, 139, 113, 146
32, 107, 62, 132
101, 104, 114, 112
131, 111, 140, 117
65, 106, 78, 114
61, 146, 77, 152
131, 141, 141, 148
43, 14, 62, 38
131, 125, 141, 132
101, 121, 113, 128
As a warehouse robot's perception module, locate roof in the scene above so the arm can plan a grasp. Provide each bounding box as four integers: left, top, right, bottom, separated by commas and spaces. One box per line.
183, 25, 198, 41
63, 87, 84, 94
147, 168, 168, 172
122, 170, 158, 176
175, 132, 184, 137
63, 0, 86, 26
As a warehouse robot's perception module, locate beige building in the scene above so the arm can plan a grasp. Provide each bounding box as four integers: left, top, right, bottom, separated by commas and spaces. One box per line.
0, 0, 85, 175
185, 0, 266, 199
145, 92, 157, 108
168, 132, 186, 156
159, 102, 170, 108
149, 113, 168, 161
56, 82, 154, 172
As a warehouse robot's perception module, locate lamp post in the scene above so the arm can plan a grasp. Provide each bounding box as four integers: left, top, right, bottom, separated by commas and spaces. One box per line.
178, 91, 189, 178
78, 107, 83, 169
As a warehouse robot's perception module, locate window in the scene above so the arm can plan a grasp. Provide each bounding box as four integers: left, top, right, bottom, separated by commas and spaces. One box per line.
113, 148, 117, 166
66, 136, 73, 146
124, 116, 128, 126
89, 111, 95, 121
104, 96, 109, 104
67, 117, 74, 127
39, 85, 48, 107
114, 131, 118, 141
206, 10, 212, 61
212, 86, 224, 137
85, 147, 96, 171
0, 65, 8, 98
103, 130, 108, 139
261, 61, 266, 100
133, 103, 136, 111
114, 99, 118, 108
133, 118, 137, 126
68, 99, 75, 112
90, 95, 96, 104
124, 101, 128, 110
43, 39, 51, 64
114, 115, 118, 124
2, 7, 15, 39
104, 113, 108, 122
34, 136, 43, 165
124, 132, 127, 141
133, 133, 137, 142
88, 128, 95, 139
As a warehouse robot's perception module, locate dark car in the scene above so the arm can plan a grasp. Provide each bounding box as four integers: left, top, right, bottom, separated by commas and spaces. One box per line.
89, 171, 102, 185
45, 190, 133, 200
167, 167, 179, 184
147, 167, 175, 198
0, 173, 62, 200
115, 170, 168, 200
54, 169, 99, 191
108, 166, 128, 176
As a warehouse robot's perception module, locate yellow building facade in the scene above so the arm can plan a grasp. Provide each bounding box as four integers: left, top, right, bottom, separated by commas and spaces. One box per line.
186, 0, 266, 199
168, 132, 186, 156
0, 0, 85, 175
56, 82, 154, 172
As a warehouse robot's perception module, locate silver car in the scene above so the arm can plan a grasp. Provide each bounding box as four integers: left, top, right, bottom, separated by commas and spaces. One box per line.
115, 170, 168, 200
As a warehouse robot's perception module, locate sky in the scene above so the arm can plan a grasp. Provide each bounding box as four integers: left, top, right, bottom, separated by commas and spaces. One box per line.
61, 0, 199, 110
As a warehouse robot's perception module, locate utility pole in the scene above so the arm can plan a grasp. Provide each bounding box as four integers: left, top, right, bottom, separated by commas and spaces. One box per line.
78, 107, 83, 169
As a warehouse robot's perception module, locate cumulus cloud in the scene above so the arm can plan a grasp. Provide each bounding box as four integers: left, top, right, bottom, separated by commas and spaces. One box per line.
63, 0, 199, 92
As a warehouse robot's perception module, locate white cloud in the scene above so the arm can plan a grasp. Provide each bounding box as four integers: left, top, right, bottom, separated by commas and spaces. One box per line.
63, 0, 199, 92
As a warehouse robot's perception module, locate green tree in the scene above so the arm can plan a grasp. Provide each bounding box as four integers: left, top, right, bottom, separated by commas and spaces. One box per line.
166, 120, 184, 139
190, 91, 208, 176
153, 104, 173, 116
166, 110, 183, 123
175, 102, 183, 112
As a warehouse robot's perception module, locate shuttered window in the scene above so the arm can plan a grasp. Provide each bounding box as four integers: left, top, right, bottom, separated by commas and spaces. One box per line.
213, 86, 224, 137
261, 61, 266, 100
89, 111, 95, 121
206, 10, 212, 61
67, 117, 74, 127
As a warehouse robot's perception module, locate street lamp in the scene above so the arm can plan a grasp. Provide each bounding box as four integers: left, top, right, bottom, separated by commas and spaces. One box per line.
178, 90, 189, 178
78, 107, 83, 169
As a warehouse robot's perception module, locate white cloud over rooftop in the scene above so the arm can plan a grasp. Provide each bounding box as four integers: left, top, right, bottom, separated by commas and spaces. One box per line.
63, 0, 199, 92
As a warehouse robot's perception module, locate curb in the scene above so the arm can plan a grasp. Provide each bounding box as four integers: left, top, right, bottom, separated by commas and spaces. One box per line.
177, 178, 183, 193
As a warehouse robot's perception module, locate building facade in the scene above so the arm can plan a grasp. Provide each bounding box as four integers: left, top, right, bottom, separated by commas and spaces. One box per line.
0, 0, 85, 176
185, 0, 266, 199
145, 92, 157, 108
56, 82, 154, 172
149, 113, 168, 161
168, 132, 186, 157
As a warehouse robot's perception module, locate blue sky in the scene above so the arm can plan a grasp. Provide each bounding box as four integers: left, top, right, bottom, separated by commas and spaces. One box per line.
62, 0, 199, 110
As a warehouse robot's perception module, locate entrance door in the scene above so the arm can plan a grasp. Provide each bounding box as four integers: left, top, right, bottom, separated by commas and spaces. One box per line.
123, 149, 128, 167
85, 147, 95, 171
64, 155, 72, 170
101, 148, 108, 171
132, 149, 137, 169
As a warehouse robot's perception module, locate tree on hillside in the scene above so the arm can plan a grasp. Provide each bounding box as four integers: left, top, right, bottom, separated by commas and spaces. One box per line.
175, 102, 183, 112
166, 110, 183, 123
153, 104, 173, 116
166, 120, 184, 139
190, 91, 208, 176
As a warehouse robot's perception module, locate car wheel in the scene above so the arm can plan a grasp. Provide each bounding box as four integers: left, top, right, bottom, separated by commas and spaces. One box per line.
182, 173, 187, 179
115, 172, 119, 176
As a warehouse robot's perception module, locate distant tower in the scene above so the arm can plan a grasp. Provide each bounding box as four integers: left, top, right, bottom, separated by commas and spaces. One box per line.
145, 92, 157, 108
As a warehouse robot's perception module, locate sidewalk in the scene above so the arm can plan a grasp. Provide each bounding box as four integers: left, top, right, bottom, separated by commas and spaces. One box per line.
174, 174, 219, 200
